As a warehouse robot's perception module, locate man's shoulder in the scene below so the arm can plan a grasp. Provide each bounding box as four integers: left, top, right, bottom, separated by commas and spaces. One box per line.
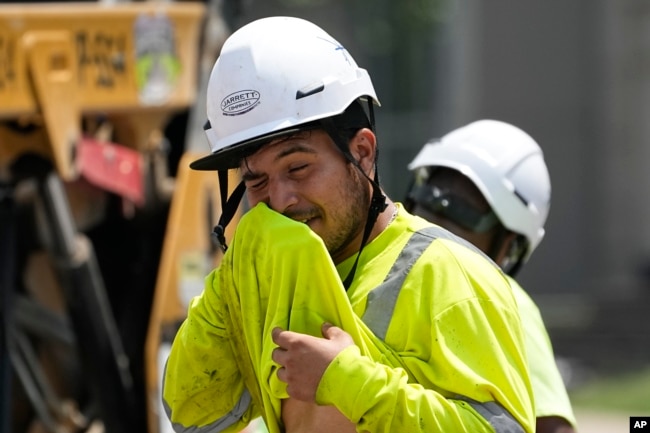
390, 206, 503, 280
507, 276, 542, 314
397, 206, 495, 261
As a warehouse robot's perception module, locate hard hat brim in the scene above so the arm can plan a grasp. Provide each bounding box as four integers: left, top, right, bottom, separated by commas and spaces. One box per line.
190, 126, 307, 171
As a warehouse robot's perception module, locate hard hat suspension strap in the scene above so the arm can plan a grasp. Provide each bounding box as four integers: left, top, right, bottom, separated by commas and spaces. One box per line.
319, 101, 387, 290
211, 170, 246, 252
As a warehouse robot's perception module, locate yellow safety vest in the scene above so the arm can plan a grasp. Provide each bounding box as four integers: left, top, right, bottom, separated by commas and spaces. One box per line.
163, 202, 534, 433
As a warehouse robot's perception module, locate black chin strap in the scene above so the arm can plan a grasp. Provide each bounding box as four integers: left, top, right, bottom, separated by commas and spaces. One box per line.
319, 101, 388, 290
341, 182, 387, 289
211, 170, 246, 252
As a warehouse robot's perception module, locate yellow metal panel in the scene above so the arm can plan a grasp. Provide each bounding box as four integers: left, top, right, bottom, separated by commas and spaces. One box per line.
145, 151, 242, 433
22, 30, 80, 179
0, 2, 204, 118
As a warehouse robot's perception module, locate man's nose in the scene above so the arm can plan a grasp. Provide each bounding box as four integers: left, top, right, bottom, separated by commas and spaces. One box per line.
268, 180, 299, 214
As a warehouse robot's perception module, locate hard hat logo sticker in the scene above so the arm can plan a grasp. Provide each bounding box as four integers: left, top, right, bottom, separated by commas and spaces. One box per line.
134, 13, 181, 105
221, 90, 261, 116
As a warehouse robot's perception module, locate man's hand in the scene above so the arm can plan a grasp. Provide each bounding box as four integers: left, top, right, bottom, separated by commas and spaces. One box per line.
271, 323, 355, 402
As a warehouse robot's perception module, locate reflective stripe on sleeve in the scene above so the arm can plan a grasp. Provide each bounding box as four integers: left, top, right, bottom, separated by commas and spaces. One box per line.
162, 360, 252, 433
457, 397, 525, 433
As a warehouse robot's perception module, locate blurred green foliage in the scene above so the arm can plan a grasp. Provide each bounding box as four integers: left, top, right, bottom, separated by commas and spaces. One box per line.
569, 366, 650, 413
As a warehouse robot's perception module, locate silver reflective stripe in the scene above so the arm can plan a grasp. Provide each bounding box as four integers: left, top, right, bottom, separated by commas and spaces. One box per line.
362, 225, 493, 339
162, 361, 252, 433
362, 227, 523, 432
164, 389, 252, 433
457, 397, 525, 433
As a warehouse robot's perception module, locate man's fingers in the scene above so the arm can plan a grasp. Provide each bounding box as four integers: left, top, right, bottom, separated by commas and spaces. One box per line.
271, 328, 286, 367
272, 346, 286, 366
271, 326, 284, 345
321, 322, 334, 336
321, 323, 356, 348
272, 326, 304, 348
276, 366, 287, 383
269, 325, 351, 403
321, 322, 344, 340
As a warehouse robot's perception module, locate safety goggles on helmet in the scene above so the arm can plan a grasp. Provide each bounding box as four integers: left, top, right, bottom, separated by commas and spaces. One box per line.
408, 184, 499, 233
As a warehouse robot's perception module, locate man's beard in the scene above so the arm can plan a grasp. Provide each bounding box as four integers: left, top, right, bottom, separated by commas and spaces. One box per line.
323, 165, 371, 260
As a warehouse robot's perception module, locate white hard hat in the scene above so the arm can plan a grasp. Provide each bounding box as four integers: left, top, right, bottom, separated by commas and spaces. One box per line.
191, 16, 380, 171
408, 119, 551, 261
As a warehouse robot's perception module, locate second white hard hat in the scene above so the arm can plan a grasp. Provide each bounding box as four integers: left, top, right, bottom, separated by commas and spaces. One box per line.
408, 119, 551, 261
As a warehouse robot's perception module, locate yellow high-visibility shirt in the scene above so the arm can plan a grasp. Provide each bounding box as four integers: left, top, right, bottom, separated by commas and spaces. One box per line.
163, 202, 534, 433
509, 276, 577, 427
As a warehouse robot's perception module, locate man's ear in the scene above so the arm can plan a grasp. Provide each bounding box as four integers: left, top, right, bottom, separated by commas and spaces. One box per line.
349, 128, 377, 174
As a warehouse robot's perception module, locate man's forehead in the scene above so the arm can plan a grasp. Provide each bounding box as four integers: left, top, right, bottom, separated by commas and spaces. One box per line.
239, 132, 322, 171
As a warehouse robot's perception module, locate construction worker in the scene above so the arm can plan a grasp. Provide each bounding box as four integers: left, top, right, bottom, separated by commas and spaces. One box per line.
404, 119, 578, 433
162, 17, 534, 433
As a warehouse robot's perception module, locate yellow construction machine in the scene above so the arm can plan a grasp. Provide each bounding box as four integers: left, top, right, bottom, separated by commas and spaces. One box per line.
0, 2, 240, 432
